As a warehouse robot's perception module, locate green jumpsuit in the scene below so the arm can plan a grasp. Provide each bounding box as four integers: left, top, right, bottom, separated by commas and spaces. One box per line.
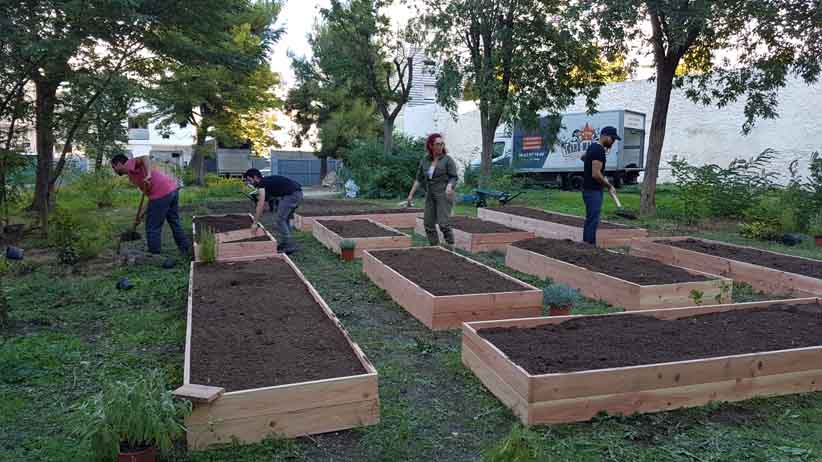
416, 154, 459, 245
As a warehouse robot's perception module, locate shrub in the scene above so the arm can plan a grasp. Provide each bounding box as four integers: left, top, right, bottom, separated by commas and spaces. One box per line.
51, 209, 112, 263
339, 239, 356, 250
543, 284, 580, 308
669, 150, 778, 223
72, 171, 122, 208
342, 135, 425, 198
76, 370, 190, 462
739, 221, 781, 241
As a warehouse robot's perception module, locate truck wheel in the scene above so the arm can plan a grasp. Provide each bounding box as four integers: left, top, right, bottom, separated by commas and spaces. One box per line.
569, 175, 584, 191
560, 174, 571, 190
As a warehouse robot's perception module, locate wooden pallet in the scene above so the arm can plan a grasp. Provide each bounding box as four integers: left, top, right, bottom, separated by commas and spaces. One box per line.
414, 217, 535, 253
630, 237, 822, 297
294, 210, 422, 232
462, 297, 822, 426
174, 255, 379, 449
192, 213, 278, 261
313, 219, 412, 258
477, 207, 647, 248
506, 244, 732, 310
362, 247, 542, 330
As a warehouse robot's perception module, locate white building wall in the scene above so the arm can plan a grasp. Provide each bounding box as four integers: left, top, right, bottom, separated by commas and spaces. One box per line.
397, 76, 822, 182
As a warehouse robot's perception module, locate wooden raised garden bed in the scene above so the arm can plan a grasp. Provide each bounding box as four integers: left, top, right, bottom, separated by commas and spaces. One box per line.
478, 206, 647, 247
414, 216, 535, 253
362, 247, 542, 330
313, 219, 412, 258
630, 237, 822, 297
174, 256, 379, 449
462, 297, 822, 426
192, 213, 277, 261
506, 238, 732, 310
294, 200, 422, 232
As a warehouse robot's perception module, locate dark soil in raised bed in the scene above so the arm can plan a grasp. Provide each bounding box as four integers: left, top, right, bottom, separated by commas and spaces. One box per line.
447, 216, 521, 234
661, 238, 822, 279
513, 238, 710, 285
189, 259, 366, 391
479, 302, 822, 374
488, 206, 631, 229
370, 247, 531, 296
223, 235, 272, 243
194, 214, 252, 234
299, 199, 422, 217
319, 219, 404, 238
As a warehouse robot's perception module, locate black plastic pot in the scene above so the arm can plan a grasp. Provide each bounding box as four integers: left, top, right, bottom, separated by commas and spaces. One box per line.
5, 246, 23, 260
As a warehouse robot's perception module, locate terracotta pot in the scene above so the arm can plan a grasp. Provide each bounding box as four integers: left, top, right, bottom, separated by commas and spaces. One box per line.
816, 236, 822, 247
341, 248, 355, 261
549, 305, 572, 316
118, 445, 156, 462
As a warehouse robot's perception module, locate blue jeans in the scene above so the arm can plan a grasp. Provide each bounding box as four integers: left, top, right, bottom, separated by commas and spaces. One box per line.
145, 190, 190, 254
275, 190, 303, 249
582, 189, 603, 245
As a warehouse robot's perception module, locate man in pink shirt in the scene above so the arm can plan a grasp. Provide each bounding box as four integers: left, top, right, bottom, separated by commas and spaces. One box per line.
111, 154, 190, 256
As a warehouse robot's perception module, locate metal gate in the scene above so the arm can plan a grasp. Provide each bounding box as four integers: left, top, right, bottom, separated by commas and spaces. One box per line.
272, 158, 339, 186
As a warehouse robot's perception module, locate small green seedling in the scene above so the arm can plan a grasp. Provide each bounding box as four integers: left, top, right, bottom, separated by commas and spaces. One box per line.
690, 289, 704, 305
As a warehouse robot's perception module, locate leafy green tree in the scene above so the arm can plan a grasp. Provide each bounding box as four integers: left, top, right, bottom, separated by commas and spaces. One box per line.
589, 0, 822, 215
318, 0, 417, 154
152, 2, 283, 185
421, 0, 604, 177
6, 0, 263, 231
285, 25, 382, 177
69, 75, 135, 170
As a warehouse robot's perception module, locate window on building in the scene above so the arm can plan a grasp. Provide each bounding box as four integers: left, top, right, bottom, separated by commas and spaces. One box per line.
423, 84, 436, 100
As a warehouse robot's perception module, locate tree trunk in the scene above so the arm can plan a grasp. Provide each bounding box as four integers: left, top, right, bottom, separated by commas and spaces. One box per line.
639, 64, 676, 216
383, 119, 394, 154
479, 111, 496, 181
189, 127, 208, 186
32, 79, 59, 232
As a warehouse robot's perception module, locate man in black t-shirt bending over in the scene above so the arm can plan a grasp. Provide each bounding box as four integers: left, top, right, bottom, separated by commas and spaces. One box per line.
243, 169, 303, 255
581, 126, 620, 245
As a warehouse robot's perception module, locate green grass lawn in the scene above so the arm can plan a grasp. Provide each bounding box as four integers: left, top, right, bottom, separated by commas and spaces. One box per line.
2, 186, 822, 462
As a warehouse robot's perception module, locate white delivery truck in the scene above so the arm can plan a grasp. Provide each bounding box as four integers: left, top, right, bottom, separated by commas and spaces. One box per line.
469, 109, 646, 189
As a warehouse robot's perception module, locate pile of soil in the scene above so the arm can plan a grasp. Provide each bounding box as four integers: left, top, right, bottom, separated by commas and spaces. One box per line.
190, 259, 366, 391
447, 216, 521, 234
299, 199, 421, 217
479, 302, 822, 374
319, 219, 403, 238
371, 247, 531, 296
513, 238, 710, 285
194, 215, 252, 234
488, 206, 631, 229
661, 238, 822, 279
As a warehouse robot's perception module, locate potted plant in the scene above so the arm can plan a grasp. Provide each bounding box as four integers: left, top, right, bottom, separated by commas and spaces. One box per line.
543, 284, 580, 316
340, 239, 356, 261
77, 370, 190, 462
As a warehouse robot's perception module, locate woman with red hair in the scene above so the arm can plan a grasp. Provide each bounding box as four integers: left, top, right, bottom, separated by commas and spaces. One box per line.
406, 133, 459, 246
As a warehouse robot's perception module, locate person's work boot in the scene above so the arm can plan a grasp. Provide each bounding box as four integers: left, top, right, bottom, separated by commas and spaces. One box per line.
282, 244, 300, 255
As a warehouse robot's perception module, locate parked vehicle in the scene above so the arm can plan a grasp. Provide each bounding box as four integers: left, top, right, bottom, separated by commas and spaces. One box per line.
469, 110, 646, 189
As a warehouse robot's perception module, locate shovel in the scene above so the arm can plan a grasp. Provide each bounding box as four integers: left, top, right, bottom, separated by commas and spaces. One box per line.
609, 189, 638, 220
120, 192, 146, 242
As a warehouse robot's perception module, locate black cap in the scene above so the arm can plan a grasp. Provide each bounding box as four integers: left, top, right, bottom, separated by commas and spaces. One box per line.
600, 126, 621, 141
